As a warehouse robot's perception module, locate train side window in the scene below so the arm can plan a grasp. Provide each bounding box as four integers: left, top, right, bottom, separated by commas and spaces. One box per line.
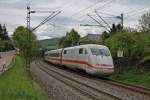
85, 49, 88, 54
56, 53, 59, 57
79, 48, 83, 54
64, 50, 67, 54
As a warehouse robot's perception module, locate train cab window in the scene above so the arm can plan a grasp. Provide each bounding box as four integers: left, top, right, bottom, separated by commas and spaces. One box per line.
90, 48, 110, 56
79, 48, 83, 54
64, 50, 67, 54
99, 49, 110, 56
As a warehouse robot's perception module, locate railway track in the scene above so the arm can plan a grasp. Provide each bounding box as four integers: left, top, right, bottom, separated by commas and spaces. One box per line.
35, 60, 150, 100
35, 61, 121, 100
102, 78, 150, 96
44, 60, 150, 97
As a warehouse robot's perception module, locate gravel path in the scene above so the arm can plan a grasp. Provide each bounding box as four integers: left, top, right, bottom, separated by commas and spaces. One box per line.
0, 51, 14, 73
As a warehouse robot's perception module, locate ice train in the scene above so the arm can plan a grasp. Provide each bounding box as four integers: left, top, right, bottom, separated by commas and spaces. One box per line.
44, 44, 114, 75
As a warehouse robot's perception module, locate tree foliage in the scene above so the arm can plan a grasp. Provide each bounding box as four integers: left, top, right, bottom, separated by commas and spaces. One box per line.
104, 32, 149, 58
79, 39, 99, 45
104, 31, 150, 70
0, 24, 13, 51
110, 23, 123, 35
103, 31, 110, 39
58, 29, 80, 48
139, 12, 150, 32
0, 24, 9, 40
13, 26, 41, 59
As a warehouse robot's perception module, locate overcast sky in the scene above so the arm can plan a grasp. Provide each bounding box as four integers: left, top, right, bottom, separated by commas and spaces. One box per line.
0, 0, 150, 40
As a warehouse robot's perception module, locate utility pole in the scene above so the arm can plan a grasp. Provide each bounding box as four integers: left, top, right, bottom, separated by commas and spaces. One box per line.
116, 13, 123, 30
80, 24, 102, 27
27, 5, 31, 71
26, 5, 61, 72
121, 13, 123, 29
27, 6, 30, 30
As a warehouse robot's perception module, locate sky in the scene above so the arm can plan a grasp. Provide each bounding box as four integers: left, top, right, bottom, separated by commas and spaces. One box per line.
0, 0, 150, 40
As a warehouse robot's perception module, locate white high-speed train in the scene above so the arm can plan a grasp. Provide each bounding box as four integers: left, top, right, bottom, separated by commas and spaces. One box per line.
44, 44, 114, 75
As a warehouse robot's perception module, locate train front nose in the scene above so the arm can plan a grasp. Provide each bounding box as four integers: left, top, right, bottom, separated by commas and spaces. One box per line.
86, 64, 114, 75
100, 66, 114, 74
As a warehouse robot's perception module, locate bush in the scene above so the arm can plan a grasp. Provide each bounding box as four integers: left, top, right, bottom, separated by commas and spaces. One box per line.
104, 31, 150, 71
139, 56, 150, 70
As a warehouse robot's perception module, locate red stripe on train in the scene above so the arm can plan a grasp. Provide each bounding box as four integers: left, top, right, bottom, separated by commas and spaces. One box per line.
47, 57, 113, 70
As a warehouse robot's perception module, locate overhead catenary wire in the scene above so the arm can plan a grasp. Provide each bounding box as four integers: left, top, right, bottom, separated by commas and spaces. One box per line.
80, 24, 101, 27
91, 11, 117, 17
69, 0, 106, 18
124, 6, 150, 15
123, 6, 150, 19
68, 0, 115, 28
32, 11, 61, 31
124, 9, 150, 18
96, 0, 114, 10
74, 0, 114, 20
60, 0, 79, 11
32, 12, 55, 31
87, 14, 110, 32
30, 11, 59, 13
95, 10, 111, 29
55, 0, 113, 29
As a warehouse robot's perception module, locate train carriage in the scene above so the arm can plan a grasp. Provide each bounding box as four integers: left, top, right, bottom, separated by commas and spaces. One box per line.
44, 44, 114, 75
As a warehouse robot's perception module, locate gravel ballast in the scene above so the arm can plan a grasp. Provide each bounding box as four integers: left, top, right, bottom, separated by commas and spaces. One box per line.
31, 62, 92, 100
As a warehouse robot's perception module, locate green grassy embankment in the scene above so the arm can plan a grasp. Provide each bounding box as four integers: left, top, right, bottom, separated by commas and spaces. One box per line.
39, 38, 60, 49
0, 56, 48, 100
110, 70, 150, 88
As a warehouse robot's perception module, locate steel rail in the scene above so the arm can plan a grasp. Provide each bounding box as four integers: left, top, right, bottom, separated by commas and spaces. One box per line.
42, 60, 150, 98
35, 61, 121, 100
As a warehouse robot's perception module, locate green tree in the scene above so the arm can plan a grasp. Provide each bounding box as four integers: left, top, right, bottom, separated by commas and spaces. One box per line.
0, 24, 2, 40
2, 24, 9, 40
117, 33, 135, 57
103, 31, 110, 39
0, 24, 13, 51
79, 39, 99, 45
58, 29, 80, 48
68, 29, 80, 46
13, 26, 40, 59
105, 33, 135, 58
139, 12, 150, 32
0, 24, 9, 40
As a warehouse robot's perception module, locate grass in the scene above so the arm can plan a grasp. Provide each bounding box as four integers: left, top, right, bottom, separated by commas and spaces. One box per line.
0, 56, 48, 100
110, 70, 150, 88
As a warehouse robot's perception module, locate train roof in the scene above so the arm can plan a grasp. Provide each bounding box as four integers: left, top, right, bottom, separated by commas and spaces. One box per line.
45, 48, 62, 54
63, 44, 108, 50
45, 44, 108, 54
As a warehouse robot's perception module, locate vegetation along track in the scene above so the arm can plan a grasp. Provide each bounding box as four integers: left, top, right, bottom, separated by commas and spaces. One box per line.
103, 78, 150, 96
35, 61, 121, 100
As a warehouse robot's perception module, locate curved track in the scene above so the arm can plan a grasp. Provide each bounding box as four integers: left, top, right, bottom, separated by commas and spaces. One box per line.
44, 60, 150, 96
35, 60, 150, 100
102, 78, 150, 96
35, 61, 121, 100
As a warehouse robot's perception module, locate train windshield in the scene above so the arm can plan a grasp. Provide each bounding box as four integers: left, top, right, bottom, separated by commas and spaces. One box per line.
90, 48, 110, 56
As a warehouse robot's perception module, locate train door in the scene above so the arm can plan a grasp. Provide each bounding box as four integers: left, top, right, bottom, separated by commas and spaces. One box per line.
77, 48, 89, 70
84, 48, 89, 69
60, 49, 63, 64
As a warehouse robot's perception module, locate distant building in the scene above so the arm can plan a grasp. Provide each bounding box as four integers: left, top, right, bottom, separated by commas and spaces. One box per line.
81, 33, 101, 40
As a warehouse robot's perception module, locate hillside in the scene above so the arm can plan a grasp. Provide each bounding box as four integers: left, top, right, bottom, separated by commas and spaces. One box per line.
39, 38, 60, 49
